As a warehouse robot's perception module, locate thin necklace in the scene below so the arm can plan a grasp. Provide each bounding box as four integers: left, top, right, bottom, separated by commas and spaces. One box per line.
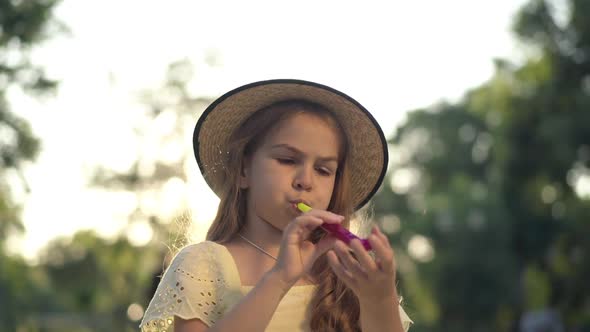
238, 233, 277, 261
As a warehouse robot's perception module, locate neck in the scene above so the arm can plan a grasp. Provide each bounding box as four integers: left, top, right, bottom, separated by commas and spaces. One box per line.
239, 207, 283, 258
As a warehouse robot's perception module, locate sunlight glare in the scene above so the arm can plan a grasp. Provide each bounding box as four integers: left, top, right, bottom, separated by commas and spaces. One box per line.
407, 234, 435, 263
126, 221, 153, 247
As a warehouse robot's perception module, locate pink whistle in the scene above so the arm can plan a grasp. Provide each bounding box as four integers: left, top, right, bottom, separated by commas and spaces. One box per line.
296, 202, 372, 251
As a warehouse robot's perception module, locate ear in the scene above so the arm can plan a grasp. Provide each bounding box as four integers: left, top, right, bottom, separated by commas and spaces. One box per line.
239, 158, 251, 189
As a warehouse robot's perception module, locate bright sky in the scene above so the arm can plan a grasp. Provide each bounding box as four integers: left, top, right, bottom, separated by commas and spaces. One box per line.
9, 0, 529, 261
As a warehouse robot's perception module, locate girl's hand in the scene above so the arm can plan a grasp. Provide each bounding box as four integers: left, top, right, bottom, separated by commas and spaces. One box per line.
271, 208, 342, 287
327, 225, 398, 303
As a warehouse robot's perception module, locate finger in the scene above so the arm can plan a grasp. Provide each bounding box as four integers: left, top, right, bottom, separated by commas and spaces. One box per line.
286, 216, 324, 241
334, 240, 368, 279
294, 215, 327, 231
370, 225, 387, 246
304, 209, 345, 224
349, 238, 378, 273
369, 234, 394, 273
375, 227, 394, 253
327, 250, 356, 286
373, 225, 389, 243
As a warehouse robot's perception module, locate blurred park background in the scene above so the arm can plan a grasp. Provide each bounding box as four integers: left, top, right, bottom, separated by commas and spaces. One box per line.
1, 0, 589, 331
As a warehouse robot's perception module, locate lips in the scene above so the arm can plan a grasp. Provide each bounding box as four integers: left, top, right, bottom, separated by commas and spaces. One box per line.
288, 199, 310, 214
289, 199, 311, 207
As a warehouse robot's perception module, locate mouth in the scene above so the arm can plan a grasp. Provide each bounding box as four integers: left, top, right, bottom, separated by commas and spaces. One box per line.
289, 199, 310, 207
289, 199, 311, 213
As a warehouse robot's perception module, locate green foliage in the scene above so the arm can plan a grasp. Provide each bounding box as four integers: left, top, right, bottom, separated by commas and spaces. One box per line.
376, 0, 590, 330
1, 54, 211, 330
0, 254, 53, 330
0, 229, 165, 331
0, 0, 61, 250
29, 231, 162, 331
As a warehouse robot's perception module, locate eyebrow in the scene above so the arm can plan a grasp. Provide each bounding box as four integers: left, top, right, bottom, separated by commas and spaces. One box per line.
270, 144, 339, 163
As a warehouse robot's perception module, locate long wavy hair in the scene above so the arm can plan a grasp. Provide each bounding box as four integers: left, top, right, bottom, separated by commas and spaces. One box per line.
206, 99, 362, 331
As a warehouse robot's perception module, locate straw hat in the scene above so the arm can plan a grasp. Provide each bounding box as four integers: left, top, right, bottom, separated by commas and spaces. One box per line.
193, 79, 388, 211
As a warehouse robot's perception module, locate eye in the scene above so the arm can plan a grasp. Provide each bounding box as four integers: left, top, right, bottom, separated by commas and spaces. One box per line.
316, 167, 333, 176
276, 158, 296, 165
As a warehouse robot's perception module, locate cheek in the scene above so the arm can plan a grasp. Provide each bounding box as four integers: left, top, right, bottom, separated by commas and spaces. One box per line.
318, 177, 337, 207
250, 163, 285, 197
254, 162, 281, 185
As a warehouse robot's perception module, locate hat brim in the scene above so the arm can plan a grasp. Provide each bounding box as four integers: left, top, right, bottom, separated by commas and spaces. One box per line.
193, 79, 388, 211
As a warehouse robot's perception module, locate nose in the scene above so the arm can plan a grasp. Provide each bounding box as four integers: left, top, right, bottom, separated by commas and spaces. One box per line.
293, 165, 313, 191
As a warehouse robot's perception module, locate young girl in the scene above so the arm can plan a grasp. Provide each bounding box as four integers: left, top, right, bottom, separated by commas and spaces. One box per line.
140, 79, 413, 331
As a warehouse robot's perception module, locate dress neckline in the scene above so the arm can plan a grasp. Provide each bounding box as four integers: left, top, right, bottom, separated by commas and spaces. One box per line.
212, 241, 318, 289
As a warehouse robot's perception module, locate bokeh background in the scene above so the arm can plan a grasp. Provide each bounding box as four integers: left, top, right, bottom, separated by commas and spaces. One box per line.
1, 0, 589, 331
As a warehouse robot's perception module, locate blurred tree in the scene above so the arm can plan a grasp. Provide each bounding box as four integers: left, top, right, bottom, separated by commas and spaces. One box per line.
90, 59, 212, 249
0, 1, 63, 331
4, 59, 214, 331
376, 0, 590, 331
0, 252, 54, 330
0, 0, 62, 248
1, 56, 213, 330
30, 230, 161, 331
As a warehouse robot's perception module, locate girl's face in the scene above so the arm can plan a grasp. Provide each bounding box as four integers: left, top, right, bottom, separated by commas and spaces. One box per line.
241, 112, 342, 231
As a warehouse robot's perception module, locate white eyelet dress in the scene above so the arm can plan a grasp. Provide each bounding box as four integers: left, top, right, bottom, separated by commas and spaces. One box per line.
140, 241, 412, 331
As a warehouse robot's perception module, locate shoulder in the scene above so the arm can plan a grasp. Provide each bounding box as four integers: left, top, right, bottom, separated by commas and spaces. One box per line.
172, 241, 227, 266
140, 241, 242, 330
168, 241, 240, 286
175, 241, 227, 259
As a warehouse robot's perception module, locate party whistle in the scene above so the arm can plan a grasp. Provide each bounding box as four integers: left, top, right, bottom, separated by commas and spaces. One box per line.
296, 202, 372, 250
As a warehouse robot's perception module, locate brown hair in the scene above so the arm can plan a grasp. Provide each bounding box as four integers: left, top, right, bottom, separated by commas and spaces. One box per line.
206, 99, 361, 331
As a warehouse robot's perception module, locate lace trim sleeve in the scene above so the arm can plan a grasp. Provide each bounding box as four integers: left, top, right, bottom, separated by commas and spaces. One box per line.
399, 304, 413, 331
139, 242, 242, 331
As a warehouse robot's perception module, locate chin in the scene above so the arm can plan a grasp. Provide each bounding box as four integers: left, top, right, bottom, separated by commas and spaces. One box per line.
272, 216, 292, 231
258, 213, 288, 232
272, 220, 289, 231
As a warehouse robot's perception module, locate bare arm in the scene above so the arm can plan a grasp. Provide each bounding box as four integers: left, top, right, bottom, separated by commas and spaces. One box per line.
359, 292, 404, 332
175, 269, 290, 332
